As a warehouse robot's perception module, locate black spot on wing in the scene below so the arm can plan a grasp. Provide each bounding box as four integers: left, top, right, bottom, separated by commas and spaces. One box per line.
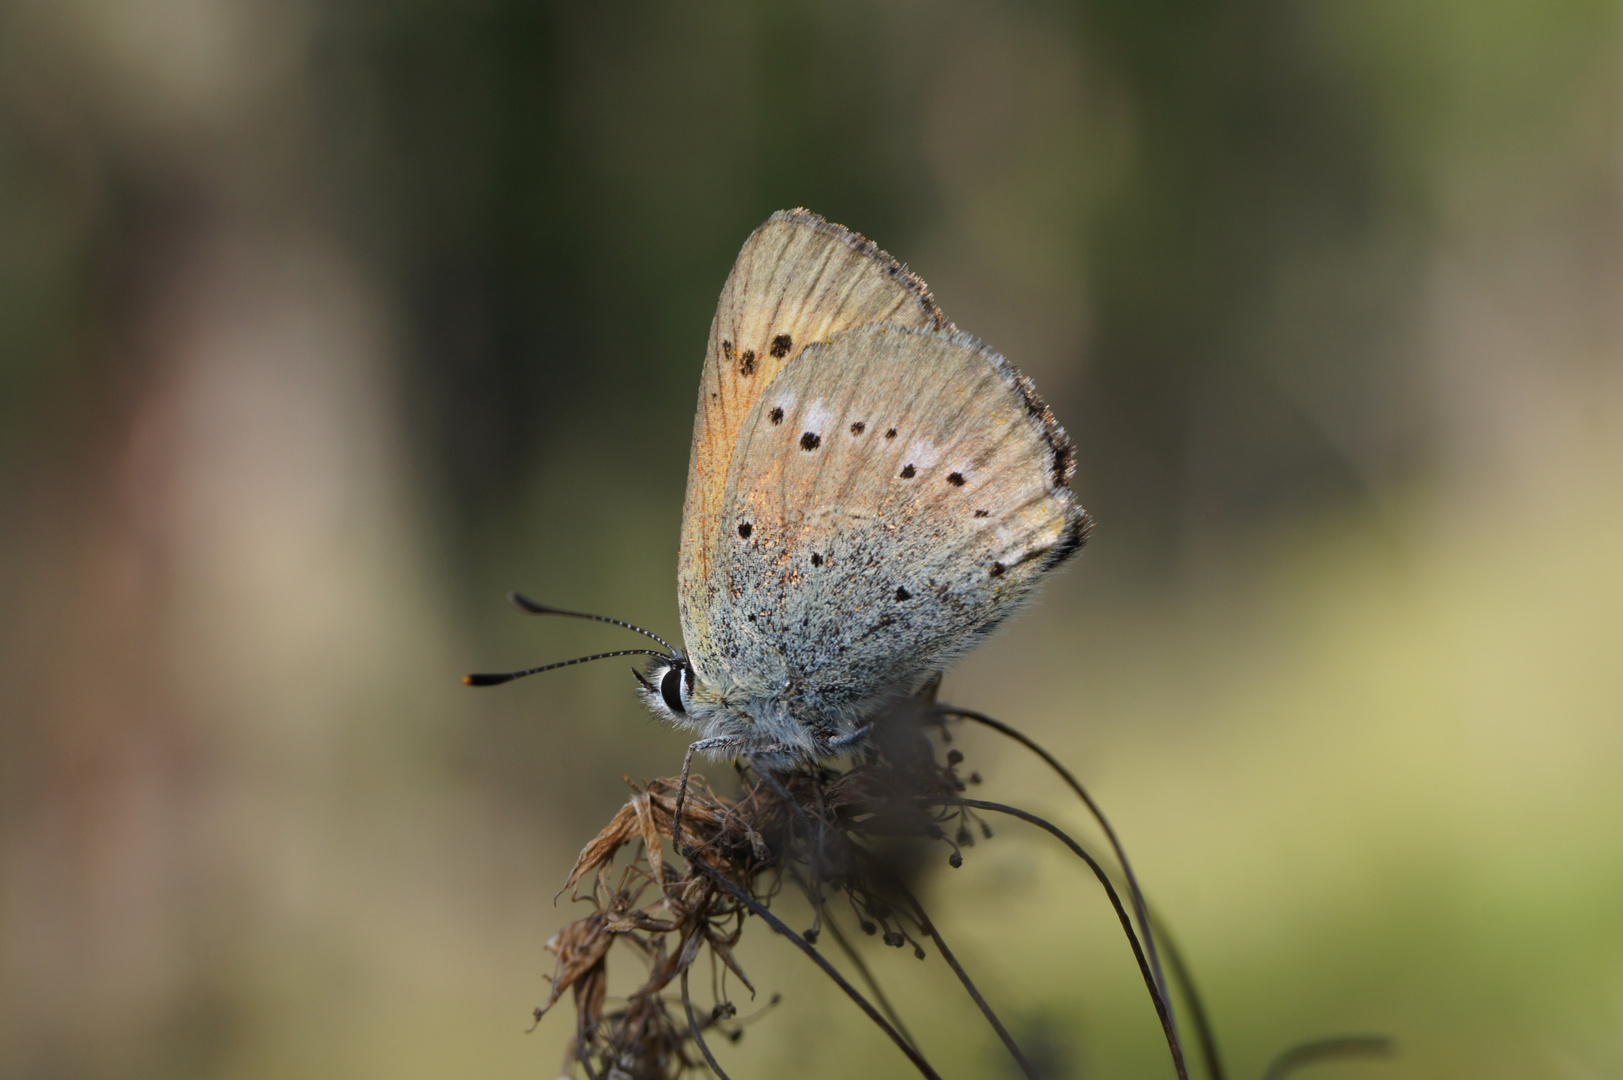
850, 421, 865, 435
770, 333, 793, 358
974, 509, 989, 518
800, 431, 821, 450
739, 350, 756, 377
738, 522, 753, 539
894, 586, 911, 601
885, 427, 898, 439
899, 464, 916, 479
989, 562, 1005, 577
769, 407, 784, 424
947, 472, 965, 486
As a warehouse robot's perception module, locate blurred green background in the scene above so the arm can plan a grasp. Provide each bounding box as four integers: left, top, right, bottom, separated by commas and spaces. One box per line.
3, 0, 1621, 1077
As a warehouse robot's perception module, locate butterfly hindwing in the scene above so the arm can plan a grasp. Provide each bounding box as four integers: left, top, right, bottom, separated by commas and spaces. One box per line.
698, 325, 1088, 734
678, 210, 949, 665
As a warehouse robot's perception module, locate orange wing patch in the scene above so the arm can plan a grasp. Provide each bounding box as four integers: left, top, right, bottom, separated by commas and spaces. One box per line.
677, 209, 950, 665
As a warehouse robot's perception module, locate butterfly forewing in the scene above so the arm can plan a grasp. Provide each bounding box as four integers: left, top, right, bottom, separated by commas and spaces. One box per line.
698, 325, 1087, 729
678, 210, 949, 664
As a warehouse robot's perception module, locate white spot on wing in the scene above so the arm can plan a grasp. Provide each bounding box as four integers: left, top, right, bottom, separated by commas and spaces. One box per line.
800, 400, 834, 436
904, 439, 941, 470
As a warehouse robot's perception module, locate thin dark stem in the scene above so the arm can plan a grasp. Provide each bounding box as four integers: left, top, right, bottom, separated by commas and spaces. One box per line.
681, 967, 734, 1080
1151, 912, 1226, 1080
1261, 1036, 1394, 1080
681, 852, 944, 1080
936, 706, 1172, 1021
574, 1004, 602, 1080
944, 704, 1228, 1080
901, 886, 1038, 1080
822, 907, 918, 1050
924, 796, 1189, 1080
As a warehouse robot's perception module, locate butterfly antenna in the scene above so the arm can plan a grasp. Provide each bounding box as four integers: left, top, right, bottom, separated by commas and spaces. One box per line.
464, 649, 668, 687
507, 592, 676, 654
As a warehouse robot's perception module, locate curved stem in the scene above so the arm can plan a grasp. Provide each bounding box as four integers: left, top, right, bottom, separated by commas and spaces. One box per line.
935, 706, 1172, 1021
1151, 911, 1226, 1080
939, 703, 1229, 1080
681, 967, 734, 1080
923, 796, 1189, 1080
681, 851, 944, 1080
822, 909, 917, 1050
900, 886, 1038, 1080
1262, 1036, 1394, 1080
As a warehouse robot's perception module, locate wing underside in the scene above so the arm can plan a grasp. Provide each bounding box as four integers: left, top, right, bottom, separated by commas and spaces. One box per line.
677, 210, 949, 666
702, 325, 1087, 728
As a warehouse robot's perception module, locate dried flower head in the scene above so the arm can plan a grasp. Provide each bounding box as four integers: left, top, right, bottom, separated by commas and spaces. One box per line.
536, 715, 980, 1080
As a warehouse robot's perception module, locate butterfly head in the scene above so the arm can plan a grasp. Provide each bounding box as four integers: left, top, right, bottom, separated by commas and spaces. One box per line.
635, 654, 754, 742
637, 655, 696, 720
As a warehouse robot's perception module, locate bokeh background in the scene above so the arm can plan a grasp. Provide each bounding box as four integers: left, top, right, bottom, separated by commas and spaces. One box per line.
3, 0, 1621, 1077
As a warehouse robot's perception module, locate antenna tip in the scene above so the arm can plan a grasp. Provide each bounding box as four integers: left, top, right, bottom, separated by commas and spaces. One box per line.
464, 673, 512, 687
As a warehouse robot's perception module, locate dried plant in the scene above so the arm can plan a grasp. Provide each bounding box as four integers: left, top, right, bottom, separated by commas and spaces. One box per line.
533, 704, 1394, 1080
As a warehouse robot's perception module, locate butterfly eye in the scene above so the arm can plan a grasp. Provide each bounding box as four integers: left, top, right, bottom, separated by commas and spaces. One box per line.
660, 662, 687, 715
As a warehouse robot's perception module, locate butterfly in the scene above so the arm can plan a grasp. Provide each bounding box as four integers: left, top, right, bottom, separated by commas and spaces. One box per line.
470, 210, 1088, 768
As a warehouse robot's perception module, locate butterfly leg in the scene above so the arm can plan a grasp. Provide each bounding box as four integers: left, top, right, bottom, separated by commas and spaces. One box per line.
671, 736, 747, 874
824, 724, 873, 754
674, 739, 823, 937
